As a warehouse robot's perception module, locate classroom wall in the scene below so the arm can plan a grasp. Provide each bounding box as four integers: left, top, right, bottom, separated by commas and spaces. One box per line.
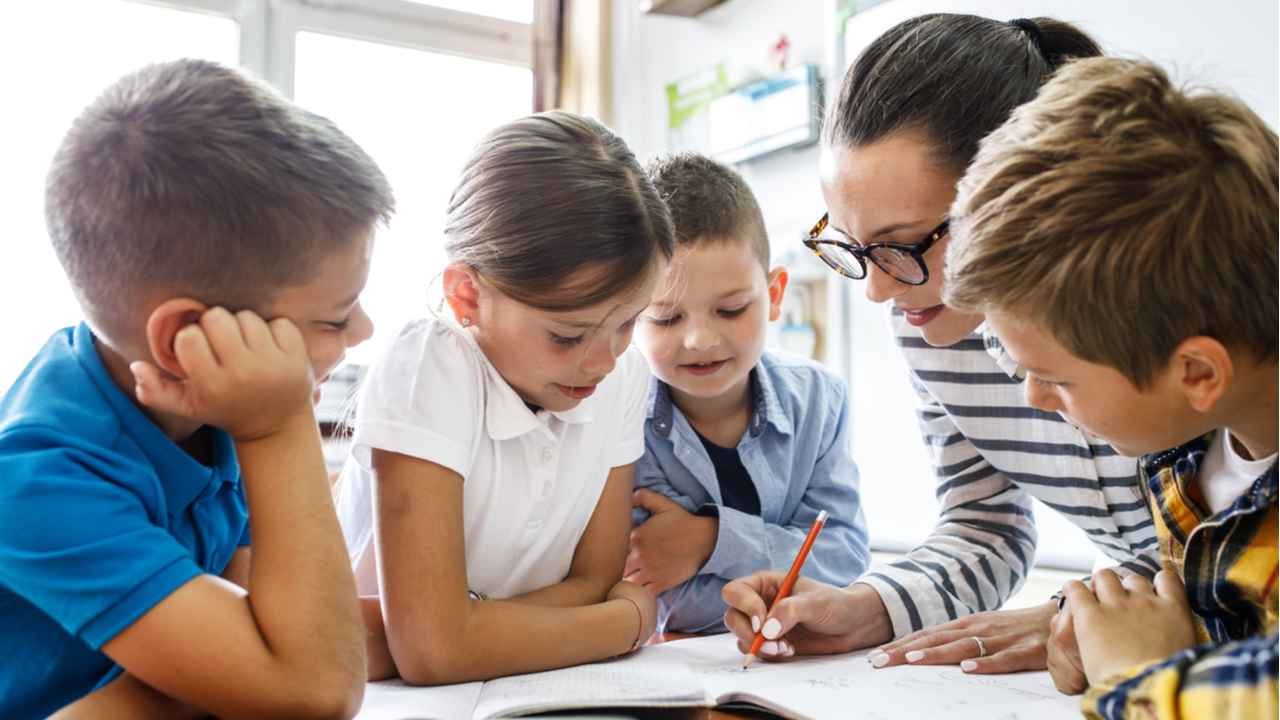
621, 0, 1279, 565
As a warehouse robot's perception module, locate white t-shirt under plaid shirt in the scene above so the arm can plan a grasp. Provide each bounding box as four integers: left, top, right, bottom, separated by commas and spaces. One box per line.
857, 309, 1163, 638
336, 317, 649, 600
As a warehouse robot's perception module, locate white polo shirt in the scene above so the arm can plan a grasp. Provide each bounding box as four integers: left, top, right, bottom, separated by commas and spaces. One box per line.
336, 317, 650, 599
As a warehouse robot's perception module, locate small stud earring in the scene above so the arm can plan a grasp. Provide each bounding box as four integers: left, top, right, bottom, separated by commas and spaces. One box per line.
461, 316, 471, 326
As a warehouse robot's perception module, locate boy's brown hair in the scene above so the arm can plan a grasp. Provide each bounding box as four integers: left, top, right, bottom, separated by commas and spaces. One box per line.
945, 57, 1278, 388
644, 152, 769, 270
45, 59, 395, 344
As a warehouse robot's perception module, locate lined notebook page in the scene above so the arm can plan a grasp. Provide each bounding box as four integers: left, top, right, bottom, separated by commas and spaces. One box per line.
629, 634, 1079, 720
355, 679, 483, 720
472, 661, 708, 719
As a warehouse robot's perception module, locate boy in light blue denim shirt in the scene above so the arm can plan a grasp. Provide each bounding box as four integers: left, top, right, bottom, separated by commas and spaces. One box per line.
626, 153, 869, 633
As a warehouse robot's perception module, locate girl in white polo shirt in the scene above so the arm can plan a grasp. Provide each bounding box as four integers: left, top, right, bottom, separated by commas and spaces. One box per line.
336, 111, 675, 685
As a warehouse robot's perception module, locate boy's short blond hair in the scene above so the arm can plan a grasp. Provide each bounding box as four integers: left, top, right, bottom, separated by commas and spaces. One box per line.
45, 59, 394, 344
644, 152, 769, 270
946, 57, 1278, 388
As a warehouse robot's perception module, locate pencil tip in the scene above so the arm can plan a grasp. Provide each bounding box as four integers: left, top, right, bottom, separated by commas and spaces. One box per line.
743, 654, 756, 670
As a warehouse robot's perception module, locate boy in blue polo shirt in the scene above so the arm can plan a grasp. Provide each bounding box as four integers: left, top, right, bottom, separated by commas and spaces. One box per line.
626, 153, 869, 634
0, 59, 393, 719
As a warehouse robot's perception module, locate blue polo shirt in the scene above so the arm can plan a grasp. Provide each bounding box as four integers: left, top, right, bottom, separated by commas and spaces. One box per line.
0, 323, 249, 720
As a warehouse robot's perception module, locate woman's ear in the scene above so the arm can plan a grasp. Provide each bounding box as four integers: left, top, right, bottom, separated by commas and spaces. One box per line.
144, 299, 208, 379
1173, 336, 1234, 414
443, 263, 484, 327
767, 266, 789, 322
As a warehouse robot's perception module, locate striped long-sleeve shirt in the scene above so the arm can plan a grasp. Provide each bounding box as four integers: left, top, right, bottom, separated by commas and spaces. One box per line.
857, 310, 1163, 637
1084, 434, 1278, 720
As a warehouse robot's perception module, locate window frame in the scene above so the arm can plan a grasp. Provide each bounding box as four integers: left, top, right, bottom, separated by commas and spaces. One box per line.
130, 0, 534, 98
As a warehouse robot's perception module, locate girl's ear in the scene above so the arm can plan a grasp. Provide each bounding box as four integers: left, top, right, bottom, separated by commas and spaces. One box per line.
1173, 336, 1234, 414
443, 263, 483, 326
145, 298, 208, 379
766, 266, 789, 322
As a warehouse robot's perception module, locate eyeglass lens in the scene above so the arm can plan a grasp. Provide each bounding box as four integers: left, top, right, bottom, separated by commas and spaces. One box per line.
818, 247, 866, 278
868, 246, 925, 284
821, 244, 924, 284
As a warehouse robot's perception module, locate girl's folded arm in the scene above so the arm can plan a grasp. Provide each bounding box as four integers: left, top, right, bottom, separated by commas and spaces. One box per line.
503, 463, 635, 608
373, 450, 653, 685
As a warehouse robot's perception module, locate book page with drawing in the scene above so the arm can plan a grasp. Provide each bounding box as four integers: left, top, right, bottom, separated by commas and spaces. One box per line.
358, 634, 1080, 720
632, 634, 1079, 720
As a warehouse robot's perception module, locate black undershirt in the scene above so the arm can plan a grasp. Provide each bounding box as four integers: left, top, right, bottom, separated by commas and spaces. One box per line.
692, 428, 761, 516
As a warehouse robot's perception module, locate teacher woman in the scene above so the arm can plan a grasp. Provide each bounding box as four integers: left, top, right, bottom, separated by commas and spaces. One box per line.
721, 14, 1161, 693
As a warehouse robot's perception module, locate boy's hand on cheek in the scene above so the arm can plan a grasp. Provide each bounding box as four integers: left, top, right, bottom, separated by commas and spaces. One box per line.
1067, 570, 1198, 686
624, 489, 718, 595
131, 307, 316, 441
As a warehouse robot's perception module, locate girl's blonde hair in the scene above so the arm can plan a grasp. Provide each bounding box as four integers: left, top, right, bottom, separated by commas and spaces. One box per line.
444, 111, 675, 311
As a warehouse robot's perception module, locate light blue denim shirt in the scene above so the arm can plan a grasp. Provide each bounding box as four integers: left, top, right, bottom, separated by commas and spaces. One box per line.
632, 349, 870, 632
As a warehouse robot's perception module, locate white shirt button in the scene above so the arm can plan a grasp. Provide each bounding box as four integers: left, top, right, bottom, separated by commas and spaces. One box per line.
541, 447, 554, 462
542, 481, 552, 497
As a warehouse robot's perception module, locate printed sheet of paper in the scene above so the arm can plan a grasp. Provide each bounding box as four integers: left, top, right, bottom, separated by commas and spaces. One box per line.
355, 679, 484, 720
473, 660, 708, 718
628, 634, 1080, 720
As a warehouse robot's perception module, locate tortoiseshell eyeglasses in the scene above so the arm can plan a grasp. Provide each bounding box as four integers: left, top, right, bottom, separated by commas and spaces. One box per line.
801, 213, 949, 286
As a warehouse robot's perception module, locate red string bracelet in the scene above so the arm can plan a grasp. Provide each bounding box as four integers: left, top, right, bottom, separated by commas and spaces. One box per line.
621, 596, 643, 651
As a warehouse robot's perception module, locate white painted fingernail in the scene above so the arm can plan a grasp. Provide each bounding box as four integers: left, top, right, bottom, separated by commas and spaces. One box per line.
751, 616, 761, 633
868, 649, 887, 659
762, 617, 782, 640
871, 653, 891, 668
961, 660, 978, 672
905, 651, 924, 663
762, 641, 779, 655
779, 641, 794, 657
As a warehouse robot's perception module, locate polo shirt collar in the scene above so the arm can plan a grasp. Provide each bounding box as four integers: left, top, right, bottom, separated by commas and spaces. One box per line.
474, 340, 594, 441
73, 322, 240, 517
648, 366, 789, 439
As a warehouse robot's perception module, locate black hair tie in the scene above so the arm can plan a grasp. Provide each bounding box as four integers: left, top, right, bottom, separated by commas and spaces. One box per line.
1009, 18, 1048, 60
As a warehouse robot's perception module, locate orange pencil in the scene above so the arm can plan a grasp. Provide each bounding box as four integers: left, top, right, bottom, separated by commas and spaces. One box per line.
743, 510, 828, 669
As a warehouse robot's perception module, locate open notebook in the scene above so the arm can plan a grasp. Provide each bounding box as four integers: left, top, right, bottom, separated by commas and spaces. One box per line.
356, 633, 1080, 720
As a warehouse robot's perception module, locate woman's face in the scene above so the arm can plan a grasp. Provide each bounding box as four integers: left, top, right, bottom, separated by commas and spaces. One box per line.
818, 133, 985, 346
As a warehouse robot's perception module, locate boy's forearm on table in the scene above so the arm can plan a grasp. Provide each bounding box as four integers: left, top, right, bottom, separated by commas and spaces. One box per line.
1083, 636, 1280, 720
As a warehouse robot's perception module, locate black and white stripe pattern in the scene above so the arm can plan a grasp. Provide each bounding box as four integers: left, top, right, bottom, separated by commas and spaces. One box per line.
858, 309, 1162, 637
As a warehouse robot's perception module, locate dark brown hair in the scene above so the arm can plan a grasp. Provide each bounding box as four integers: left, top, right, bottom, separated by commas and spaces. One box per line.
45, 59, 395, 343
444, 111, 675, 312
823, 14, 1102, 174
946, 58, 1279, 387
644, 152, 770, 271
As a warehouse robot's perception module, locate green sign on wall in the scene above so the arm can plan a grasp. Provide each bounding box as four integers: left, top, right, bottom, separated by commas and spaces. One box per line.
666, 62, 728, 152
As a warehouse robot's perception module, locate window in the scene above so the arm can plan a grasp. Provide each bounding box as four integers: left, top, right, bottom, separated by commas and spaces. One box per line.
0, 0, 534, 394
1, 0, 238, 393
294, 32, 532, 367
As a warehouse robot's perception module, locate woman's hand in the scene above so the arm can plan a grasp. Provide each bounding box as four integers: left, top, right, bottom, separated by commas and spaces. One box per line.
722, 574, 893, 660
1046, 600, 1088, 694
866, 601, 1056, 673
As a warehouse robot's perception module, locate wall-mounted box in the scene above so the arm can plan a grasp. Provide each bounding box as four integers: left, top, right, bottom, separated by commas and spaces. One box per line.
640, 0, 729, 16
709, 64, 819, 165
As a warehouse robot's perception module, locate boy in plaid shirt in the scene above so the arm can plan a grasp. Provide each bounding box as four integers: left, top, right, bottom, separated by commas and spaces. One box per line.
946, 57, 1277, 719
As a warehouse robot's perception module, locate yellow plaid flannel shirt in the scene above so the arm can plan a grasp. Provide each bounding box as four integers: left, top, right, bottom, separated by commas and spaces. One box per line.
1084, 432, 1277, 720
